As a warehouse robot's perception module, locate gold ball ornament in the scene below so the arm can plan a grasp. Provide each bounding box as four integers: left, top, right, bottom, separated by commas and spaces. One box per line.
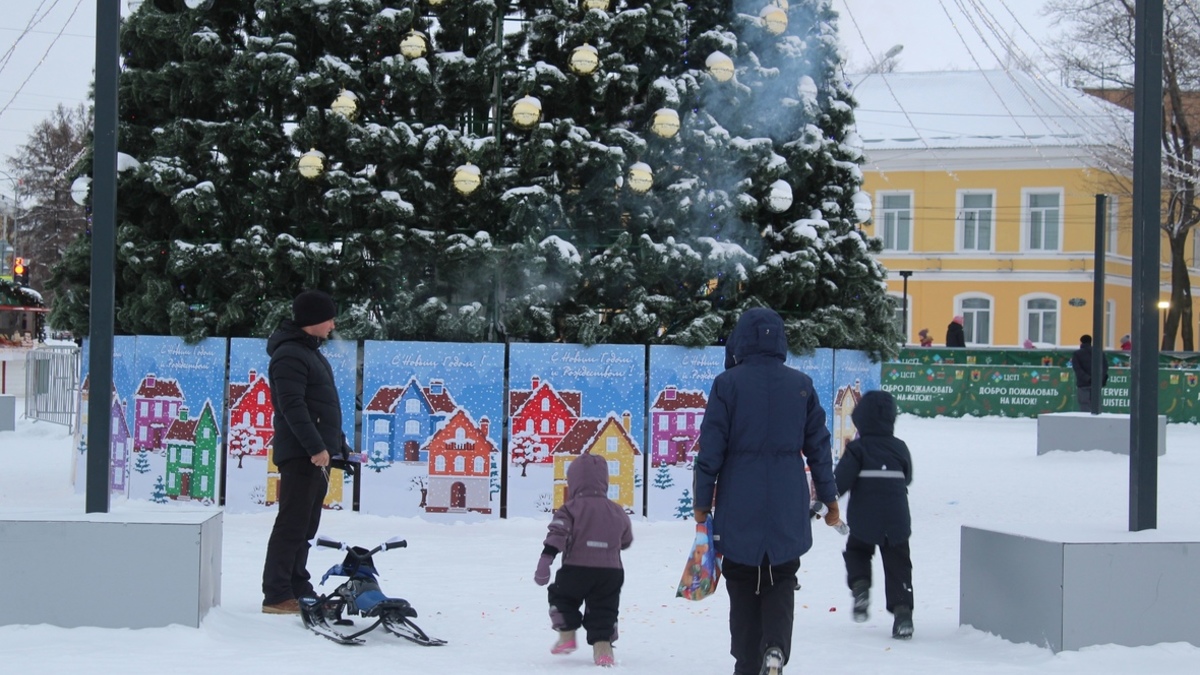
771, 0, 788, 10
298, 149, 326, 179
331, 89, 359, 120
427, 0, 445, 5
627, 162, 654, 193
581, 0, 611, 10
400, 31, 428, 59
651, 108, 680, 138
569, 44, 600, 76
760, 6, 788, 35
512, 95, 543, 129
453, 163, 482, 196
706, 51, 735, 82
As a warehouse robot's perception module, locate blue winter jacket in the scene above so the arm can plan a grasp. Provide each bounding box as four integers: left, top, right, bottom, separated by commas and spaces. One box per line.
693, 308, 837, 566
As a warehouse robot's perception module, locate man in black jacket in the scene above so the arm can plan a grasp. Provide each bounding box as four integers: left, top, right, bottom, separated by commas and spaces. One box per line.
945, 315, 966, 347
261, 290, 351, 614
1071, 334, 1109, 412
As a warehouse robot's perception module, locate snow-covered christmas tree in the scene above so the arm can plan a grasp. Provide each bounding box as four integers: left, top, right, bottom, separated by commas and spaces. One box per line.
50, 0, 897, 357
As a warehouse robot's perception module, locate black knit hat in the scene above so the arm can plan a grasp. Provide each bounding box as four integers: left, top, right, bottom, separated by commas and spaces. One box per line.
292, 290, 337, 327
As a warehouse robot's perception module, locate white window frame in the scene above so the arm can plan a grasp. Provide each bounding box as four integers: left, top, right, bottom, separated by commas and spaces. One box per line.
405, 398, 420, 414
876, 191, 913, 252
955, 293, 994, 346
1021, 293, 1061, 346
1021, 188, 1064, 252
405, 420, 420, 435
957, 190, 995, 252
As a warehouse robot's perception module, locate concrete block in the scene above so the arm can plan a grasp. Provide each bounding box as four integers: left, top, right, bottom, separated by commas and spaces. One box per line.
0, 394, 14, 431
1036, 412, 1166, 456
961, 525, 1200, 651
0, 509, 222, 628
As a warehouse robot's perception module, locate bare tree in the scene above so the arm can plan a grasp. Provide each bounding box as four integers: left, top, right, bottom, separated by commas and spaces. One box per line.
5, 103, 90, 306
1049, 0, 1200, 350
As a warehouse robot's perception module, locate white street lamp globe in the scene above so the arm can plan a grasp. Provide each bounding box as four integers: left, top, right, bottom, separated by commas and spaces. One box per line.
569, 44, 600, 76
767, 180, 793, 213
298, 149, 326, 179
627, 162, 653, 193
453, 163, 482, 196
331, 90, 359, 120
760, 6, 788, 35
511, 96, 543, 129
651, 108, 680, 138
706, 51, 735, 82
70, 176, 92, 206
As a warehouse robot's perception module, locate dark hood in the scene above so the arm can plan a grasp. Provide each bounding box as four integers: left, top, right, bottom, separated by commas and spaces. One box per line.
567, 451, 610, 497
851, 390, 897, 437
266, 319, 322, 356
726, 308, 788, 366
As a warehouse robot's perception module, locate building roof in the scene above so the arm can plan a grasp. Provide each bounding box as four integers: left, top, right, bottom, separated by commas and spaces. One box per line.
852, 70, 1130, 152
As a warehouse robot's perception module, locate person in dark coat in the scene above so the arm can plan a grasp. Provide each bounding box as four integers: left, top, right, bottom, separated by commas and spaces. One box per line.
693, 308, 841, 675
945, 315, 966, 347
534, 452, 633, 667
261, 290, 353, 614
1070, 334, 1109, 412
835, 390, 914, 639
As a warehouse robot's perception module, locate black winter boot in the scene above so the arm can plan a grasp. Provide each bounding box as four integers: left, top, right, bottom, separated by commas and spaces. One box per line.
892, 605, 913, 639
851, 580, 870, 623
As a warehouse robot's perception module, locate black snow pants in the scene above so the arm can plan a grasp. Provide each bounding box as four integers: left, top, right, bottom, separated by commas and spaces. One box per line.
843, 534, 914, 613
723, 556, 800, 675
262, 459, 328, 604
547, 565, 624, 645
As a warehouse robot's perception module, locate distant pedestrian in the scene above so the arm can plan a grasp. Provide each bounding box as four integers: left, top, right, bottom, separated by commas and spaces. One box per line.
835, 390, 914, 639
1022, 339, 1035, 349
1070, 335, 1109, 412
534, 452, 633, 667
917, 328, 933, 347
945, 315, 965, 348
1120, 334, 1132, 351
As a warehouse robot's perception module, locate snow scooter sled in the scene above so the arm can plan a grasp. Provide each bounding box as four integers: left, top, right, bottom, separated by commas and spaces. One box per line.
300, 535, 447, 647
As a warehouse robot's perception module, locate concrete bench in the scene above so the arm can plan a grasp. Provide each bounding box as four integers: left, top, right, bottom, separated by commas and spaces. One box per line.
0, 509, 222, 628
960, 525, 1200, 651
1036, 412, 1165, 456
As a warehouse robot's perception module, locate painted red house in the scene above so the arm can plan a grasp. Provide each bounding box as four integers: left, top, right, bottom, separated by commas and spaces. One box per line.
509, 376, 582, 462
228, 369, 273, 459
424, 409, 494, 514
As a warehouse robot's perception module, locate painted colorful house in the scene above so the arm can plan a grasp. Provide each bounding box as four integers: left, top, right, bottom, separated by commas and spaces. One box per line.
424, 409, 493, 514
265, 438, 345, 509
364, 377, 459, 464
831, 381, 863, 461
227, 369, 272, 460
649, 386, 707, 467
133, 373, 184, 453
509, 376, 582, 463
551, 412, 640, 512
108, 394, 132, 494
163, 399, 220, 502
852, 70, 1180, 348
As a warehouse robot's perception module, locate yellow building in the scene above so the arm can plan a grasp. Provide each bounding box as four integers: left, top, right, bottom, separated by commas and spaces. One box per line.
854, 70, 1193, 349
551, 412, 640, 512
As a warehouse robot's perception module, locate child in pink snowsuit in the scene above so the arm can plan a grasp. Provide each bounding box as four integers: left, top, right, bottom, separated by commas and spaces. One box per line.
533, 452, 633, 667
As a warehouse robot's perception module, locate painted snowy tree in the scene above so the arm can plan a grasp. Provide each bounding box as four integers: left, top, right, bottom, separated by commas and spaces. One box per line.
50, 0, 898, 357
151, 475, 169, 504
134, 450, 151, 474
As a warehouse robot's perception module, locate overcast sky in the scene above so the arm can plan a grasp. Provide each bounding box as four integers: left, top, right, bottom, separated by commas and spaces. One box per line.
0, 0, 1059, 202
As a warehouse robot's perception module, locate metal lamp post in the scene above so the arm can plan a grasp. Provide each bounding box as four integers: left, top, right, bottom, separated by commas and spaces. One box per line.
898, 270, 913, 344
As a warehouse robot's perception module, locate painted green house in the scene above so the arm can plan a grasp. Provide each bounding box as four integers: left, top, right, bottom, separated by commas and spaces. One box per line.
164, 399, 220, 502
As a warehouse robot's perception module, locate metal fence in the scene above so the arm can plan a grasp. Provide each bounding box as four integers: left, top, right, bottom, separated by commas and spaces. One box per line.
24, 345, 80, 427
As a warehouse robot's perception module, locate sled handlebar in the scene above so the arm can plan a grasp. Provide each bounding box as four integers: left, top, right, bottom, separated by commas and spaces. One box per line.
311, 535, 408, 555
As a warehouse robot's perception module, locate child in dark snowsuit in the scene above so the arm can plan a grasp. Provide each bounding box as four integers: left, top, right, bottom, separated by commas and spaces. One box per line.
533, 452, 633, 667
835, 390, 915, 639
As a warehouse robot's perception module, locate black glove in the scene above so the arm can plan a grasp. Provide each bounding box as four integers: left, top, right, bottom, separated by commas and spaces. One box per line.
330, 439, 358, 476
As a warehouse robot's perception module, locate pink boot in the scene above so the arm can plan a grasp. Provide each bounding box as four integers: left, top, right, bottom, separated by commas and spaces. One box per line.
551, 630, 577, 655
593, 641, 614, 667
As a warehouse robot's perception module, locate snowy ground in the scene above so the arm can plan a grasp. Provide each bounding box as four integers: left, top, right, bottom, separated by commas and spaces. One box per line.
2, 409, 1199, 674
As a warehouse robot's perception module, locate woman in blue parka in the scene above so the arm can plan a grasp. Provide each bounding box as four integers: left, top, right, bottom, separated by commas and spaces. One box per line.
693, 308, 841, 675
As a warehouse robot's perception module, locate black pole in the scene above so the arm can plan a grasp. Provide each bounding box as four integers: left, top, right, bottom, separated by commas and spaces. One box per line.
1129, 0, 1162, 531
85, 0, 119, 514
1090, 194, 1107, 415
899, 270, 912, 344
